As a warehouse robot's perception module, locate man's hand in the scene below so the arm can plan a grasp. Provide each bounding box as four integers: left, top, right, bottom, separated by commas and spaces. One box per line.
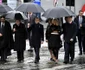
28, 23, 30, 28
70, 38, 73, 42
0, 33, 3, 37
80, 24, 82, 27
46, 40, 48, 42
41, 41, 44, 44
13, 28, 16, 32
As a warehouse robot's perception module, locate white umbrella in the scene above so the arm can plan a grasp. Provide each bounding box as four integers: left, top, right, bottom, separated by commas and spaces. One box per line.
6, 11, 27, 20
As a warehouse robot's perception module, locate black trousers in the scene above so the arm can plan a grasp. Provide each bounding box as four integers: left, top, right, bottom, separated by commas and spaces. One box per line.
34, 47, 40, 61
64, 42, 75, 62
82, 36, 85, 53
77, 30, 82, 54
17, 51, 24, 61
1, 48, 7, 61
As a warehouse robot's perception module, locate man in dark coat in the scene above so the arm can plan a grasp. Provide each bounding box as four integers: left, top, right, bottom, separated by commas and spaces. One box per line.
13, 18, 27, 62
74, 10, 85, 55
0, 16, 13, 62
27, 17, 44, 63
27, 12, 36, 52
63, 16, 77, 64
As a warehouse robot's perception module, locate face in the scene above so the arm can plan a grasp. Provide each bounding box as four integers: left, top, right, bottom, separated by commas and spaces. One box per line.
79, 11, 83, 16
0, 17, 5, 22
15, 20, 20, 25
67, 17, 72, 23
35, 18, 40, 24
52, 19, 59, 25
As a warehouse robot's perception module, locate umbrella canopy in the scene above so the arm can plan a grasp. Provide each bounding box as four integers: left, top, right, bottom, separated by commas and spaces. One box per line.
0, 4, 13, 14
5, 11, 27, 20
43, 6, 75, 18
15, 3, 45, 13
83, 12, 85, 16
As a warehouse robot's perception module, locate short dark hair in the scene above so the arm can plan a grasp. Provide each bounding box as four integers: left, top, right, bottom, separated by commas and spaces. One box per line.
0, 15, 5, 19
35, 17, 40, 20
79, 10, 83, 13
46, 18, 52, 23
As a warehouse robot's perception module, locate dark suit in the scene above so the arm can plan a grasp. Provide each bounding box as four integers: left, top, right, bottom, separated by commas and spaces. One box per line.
13, 23, 27, 61
27, 14, 36, 48
74, 15, 85, 54
27, 23, 44, 61
0, 21, 13, 61
63, 22, 77, 63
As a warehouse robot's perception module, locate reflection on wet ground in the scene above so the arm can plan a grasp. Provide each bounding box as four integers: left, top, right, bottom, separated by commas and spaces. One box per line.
0, 47, 85, 70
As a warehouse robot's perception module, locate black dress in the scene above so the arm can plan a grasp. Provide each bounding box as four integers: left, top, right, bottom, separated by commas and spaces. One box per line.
47, 25, 62, 50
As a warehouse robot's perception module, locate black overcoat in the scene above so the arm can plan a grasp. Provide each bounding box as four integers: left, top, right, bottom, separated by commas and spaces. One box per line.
13, 23, 27, 51
27, 23, 44, 48
0, 21, 13, 56
63, 22, 77, 43
46, 25, 62, 49
74, 16, 85, 36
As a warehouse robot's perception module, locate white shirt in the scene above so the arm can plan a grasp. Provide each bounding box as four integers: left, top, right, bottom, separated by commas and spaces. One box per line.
79, 16, 83, 24
1, 22, 5, 28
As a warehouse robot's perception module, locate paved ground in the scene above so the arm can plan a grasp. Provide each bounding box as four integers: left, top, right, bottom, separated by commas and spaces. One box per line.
0, 40, 85, 70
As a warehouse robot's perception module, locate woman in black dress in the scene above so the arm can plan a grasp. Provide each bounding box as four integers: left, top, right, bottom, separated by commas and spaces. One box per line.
46, 19, 62, 63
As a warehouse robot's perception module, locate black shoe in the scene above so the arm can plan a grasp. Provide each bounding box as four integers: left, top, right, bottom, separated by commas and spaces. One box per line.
50, 58, 55, 62
1, 60, 7, 63
79, 53, 82, 55
17, 60, 24, 63
34, 60, 39, 64
63, 61, 69, 64
28, 49, 33, 52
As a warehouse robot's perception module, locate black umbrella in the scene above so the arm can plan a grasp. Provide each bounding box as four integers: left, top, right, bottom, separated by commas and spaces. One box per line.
0, 4, 13, 14
15, 3, 45, 13
43, 6, 76, 18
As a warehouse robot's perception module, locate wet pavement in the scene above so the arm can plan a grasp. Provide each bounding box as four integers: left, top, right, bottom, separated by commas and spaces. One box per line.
0, 41, 85, 70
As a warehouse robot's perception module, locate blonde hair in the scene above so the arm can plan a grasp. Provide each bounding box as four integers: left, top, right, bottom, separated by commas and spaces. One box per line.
52, 19, 59, 26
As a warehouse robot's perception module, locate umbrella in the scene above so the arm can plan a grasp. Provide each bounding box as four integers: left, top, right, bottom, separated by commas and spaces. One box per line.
0, 4, 13, 14
15, 3, 45, 12
43, 6, 76, 18
5, 11, 27, 20
83, 12, 85, 16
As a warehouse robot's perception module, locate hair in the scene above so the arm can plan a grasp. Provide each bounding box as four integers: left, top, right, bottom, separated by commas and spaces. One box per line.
79, 10, 83, 13
0, 15, 5, 19
46, 18, 52, 23
34, 17, 40, 20
15, 13, 23, 20
52, 19, 59, 26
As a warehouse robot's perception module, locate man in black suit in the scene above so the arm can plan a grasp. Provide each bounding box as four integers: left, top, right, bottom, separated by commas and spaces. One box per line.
74, 10, 85, 55
0, 16, 13, 62
63, 16, 77, 64
27, 17, 44, 63
27, 12, 36, 52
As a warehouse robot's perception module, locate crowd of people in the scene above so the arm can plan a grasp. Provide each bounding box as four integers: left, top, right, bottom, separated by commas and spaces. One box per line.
0, 10, 85, 64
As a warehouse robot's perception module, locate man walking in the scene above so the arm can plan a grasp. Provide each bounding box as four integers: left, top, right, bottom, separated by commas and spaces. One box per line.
27, 17, 44, 63
74, 10, 85, 55
0, 15, 13, 62
63, 16, 77, 64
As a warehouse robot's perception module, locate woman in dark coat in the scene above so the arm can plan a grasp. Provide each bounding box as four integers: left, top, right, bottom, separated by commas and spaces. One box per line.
46, 19, 62, 63
13, 19, 27, 62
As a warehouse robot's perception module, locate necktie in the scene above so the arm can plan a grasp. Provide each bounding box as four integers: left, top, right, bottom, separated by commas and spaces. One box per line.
2, 24, 4, 28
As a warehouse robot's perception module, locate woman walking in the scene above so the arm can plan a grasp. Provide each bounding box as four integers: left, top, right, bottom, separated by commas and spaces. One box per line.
46, 19, 62, 63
